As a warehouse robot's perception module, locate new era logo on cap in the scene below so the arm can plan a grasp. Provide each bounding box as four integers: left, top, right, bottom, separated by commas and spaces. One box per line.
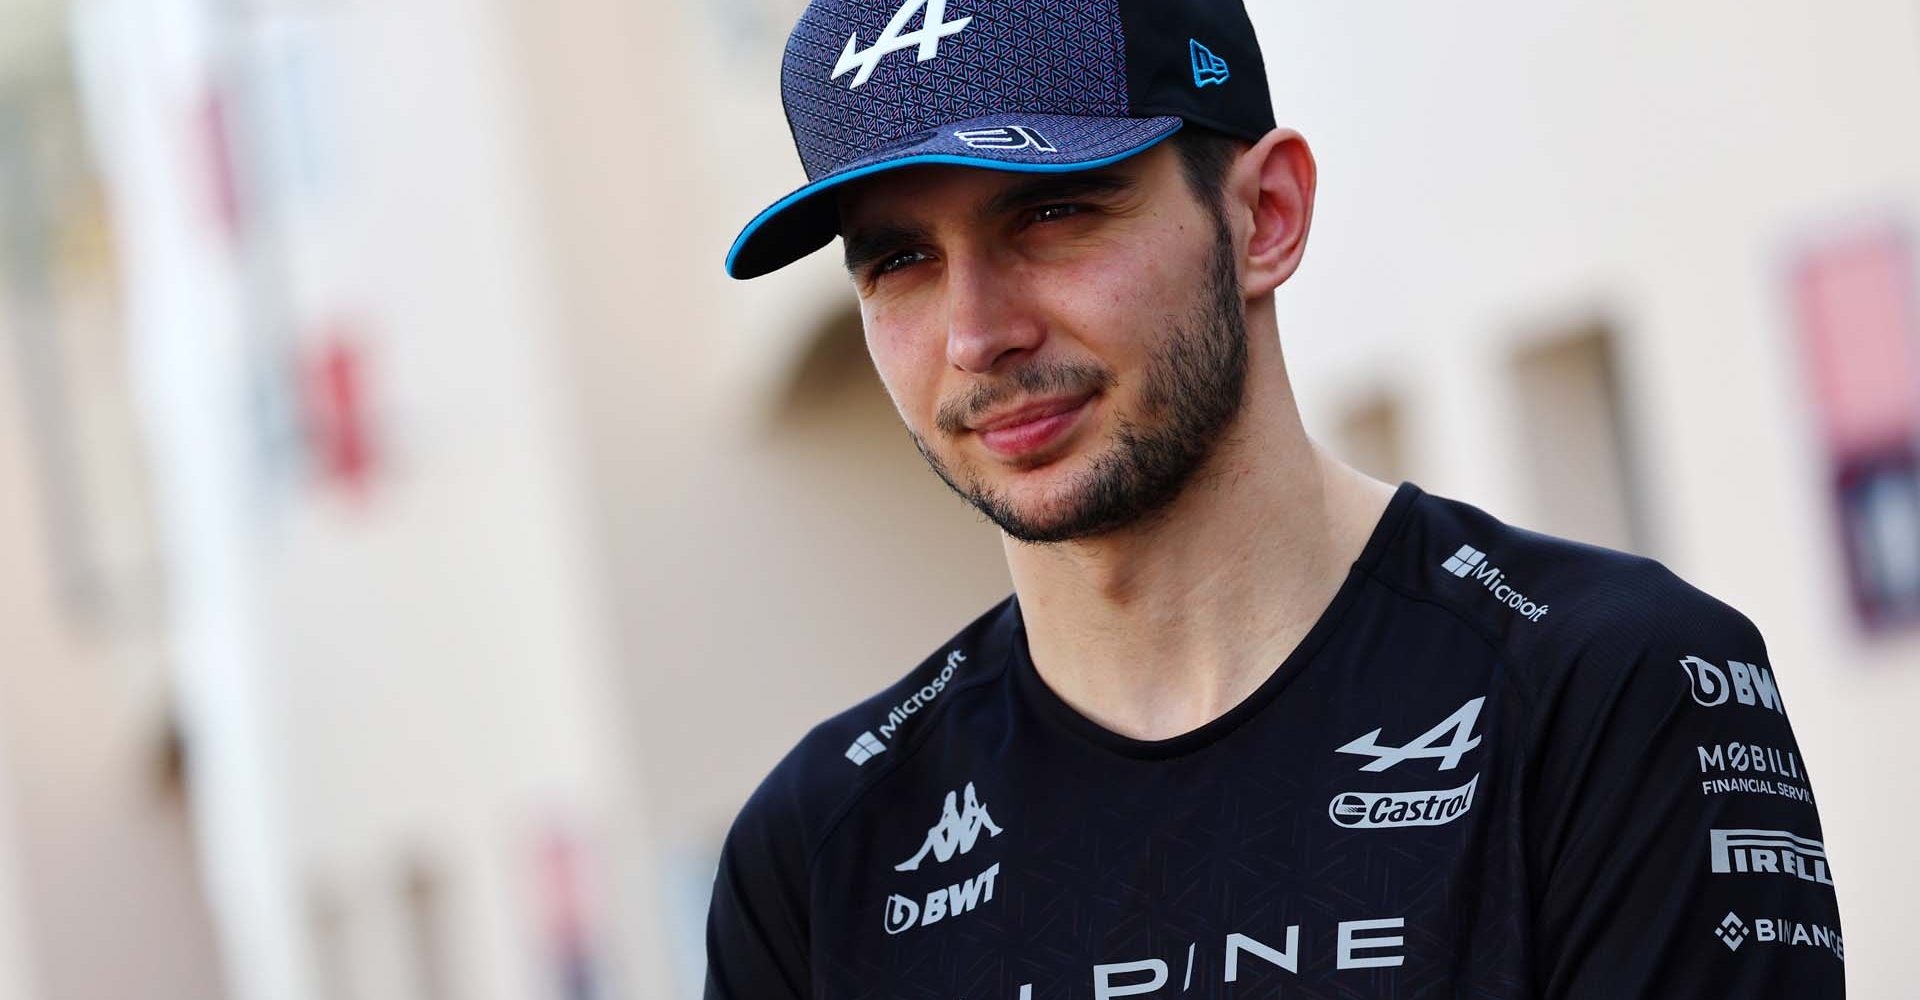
1189, 39, 1230, 87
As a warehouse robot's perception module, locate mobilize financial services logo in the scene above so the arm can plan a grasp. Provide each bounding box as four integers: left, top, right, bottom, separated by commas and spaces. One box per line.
1442, 545, 1549, 622
1330, 697, 1486, 830
1697, 741, 1813, 805
845, 649, 966, 766
883, 781, 1003, 935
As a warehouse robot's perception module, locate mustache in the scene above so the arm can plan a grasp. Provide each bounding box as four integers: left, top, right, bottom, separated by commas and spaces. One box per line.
934, 360, 1117, 437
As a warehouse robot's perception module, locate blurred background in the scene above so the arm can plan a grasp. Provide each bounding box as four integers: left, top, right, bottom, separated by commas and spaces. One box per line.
0, 0, 1916, 997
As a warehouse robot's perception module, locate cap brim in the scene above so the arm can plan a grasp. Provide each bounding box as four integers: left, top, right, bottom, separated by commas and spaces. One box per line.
725, 113, 1184, 280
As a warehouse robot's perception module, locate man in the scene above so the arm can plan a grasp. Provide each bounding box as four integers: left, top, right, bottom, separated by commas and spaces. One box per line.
707, 1, 1845, 997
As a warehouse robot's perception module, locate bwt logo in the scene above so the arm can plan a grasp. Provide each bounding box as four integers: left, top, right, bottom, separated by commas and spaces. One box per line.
883, 863, 999, 935
1679, 656, 1786, 715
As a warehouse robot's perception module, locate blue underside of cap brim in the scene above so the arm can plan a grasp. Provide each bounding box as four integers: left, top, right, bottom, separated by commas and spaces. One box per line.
725, 115, 1184, 280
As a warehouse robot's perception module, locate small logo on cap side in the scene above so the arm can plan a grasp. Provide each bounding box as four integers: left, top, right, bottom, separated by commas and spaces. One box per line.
833, 0, 974, 90
1190, 39, 1230, 88
954, 126, 1057, 152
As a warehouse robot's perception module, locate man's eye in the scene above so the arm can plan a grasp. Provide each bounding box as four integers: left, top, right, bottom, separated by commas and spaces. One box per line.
1030, 203, 1087, 224
874, 249, 930, 277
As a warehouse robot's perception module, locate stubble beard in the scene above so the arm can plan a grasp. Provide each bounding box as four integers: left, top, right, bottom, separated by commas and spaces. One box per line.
908, 217, 1250, 545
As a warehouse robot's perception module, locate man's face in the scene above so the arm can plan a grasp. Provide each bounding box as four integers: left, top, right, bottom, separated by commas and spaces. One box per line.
839, 141, 1249, 544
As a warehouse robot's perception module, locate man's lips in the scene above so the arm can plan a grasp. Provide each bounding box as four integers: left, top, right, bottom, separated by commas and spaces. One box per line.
970, 394, 1094, 458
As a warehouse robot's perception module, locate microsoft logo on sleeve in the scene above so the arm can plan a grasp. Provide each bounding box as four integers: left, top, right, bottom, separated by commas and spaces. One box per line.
1441, 544, 1550, 622
1442, 545, 1486, 577
844, 731, 886, 766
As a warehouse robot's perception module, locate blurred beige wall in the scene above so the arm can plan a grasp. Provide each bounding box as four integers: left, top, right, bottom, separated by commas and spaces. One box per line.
0, 752, 34, 1000
0, 283, 225, 1000
0, 5, 228, 995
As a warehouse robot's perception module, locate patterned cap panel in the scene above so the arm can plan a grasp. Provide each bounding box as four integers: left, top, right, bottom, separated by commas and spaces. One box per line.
782, 0, 1133, 181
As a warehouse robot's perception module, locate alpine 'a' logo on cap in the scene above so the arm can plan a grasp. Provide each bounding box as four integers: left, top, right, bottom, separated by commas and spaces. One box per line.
832, 0, 973, 90
1190, 39, 1231, 87
954, 125, 1057, 152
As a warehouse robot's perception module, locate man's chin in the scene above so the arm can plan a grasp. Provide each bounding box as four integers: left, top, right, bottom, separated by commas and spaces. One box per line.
966, 475, 1128, 545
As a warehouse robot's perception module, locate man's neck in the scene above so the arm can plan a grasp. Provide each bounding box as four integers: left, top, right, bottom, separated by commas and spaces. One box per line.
1003, 377, 1397, 743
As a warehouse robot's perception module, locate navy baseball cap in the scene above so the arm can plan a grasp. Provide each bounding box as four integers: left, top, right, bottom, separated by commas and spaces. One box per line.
725, 0, 1278, 279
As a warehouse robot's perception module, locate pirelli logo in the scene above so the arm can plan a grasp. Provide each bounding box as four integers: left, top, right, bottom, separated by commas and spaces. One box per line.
1710, 828, 1833, 886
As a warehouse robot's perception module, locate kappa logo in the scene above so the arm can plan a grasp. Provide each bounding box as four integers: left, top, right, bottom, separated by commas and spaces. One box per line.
831, 0, 973, 90
883, 781, 1005, 936
896, 780, 1001, 871
1189, 39, 1230, 87
954, 125, 1057, 152
1336, 697, 1486, 773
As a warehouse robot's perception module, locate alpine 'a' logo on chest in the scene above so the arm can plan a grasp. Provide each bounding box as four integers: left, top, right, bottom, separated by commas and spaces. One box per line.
832, 0, 973, 90
1329, 697, 1488, 830
1335, 697, 1485, 772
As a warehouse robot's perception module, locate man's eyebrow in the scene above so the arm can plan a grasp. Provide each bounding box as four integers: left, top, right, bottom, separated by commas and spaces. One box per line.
840, 168, 1138, 275
843, 222, 930, 276
977, 169, 1137, 221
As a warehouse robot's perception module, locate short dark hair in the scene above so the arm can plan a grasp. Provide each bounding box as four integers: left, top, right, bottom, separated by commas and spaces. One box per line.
1168, 125, 1246, 221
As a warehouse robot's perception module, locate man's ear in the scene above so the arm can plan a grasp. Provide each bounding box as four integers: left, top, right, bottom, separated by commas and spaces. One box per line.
1231, 128, 1317, 298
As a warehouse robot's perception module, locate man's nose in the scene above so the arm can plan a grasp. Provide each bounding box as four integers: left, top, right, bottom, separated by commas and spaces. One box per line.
943, 251, 1043, 374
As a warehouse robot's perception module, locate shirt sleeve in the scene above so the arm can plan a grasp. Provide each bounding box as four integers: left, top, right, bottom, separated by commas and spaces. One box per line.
705, 765, 812, 1000
1524, 588, 1845, 998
